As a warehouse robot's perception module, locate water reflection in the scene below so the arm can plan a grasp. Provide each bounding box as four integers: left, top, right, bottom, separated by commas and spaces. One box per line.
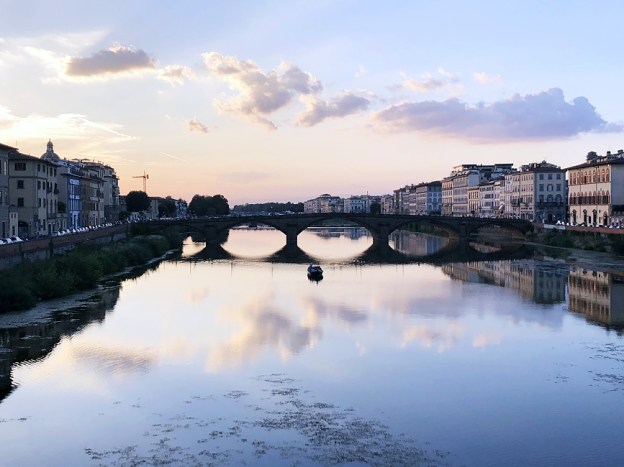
2, 228, 624, 465
0, 286, 120, 402
568, 267, 624, 328
390, 230, 449, 256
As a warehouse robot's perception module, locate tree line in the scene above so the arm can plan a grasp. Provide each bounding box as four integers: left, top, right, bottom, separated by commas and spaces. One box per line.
124, 191, 230, 218
231, 202, 304, 214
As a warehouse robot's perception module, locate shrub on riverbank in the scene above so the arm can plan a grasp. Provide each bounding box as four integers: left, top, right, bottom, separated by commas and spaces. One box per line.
539, 229, 622, 254
0, 234, 175, 313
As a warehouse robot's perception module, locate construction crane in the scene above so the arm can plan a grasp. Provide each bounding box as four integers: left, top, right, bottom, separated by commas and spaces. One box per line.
133, 171, 149, 192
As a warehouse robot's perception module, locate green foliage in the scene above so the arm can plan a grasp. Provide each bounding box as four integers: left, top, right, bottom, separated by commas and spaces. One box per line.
370, 202, 381, 214
231, 201, 304, 214
610, 236, 624, 255
125, 190, 151, 213
542, 231, 575, 248
57, 253, 104, 289
33, 263, 76, 299
188, 194, 230, 216
158, 197, 177, 217
0, 234, 176, 314
0, 274, 36, 312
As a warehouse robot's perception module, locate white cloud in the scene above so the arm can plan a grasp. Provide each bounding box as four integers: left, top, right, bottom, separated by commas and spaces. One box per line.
473, 72, 502, 84
402, 67, 461, 93
202, 52, 322, 129
374, 88, 623, 141
297, 92, 370, 127
66, 44, 156, 77
159, 65, 195, 85
0, 105, 135, 143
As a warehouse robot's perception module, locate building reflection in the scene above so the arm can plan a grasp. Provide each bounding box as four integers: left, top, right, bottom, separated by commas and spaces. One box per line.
0, 286, 120, 402
441, 260, 624, 330
568, 268, 624, 328
441, 261, 567, 305
309, 226, 370, 240
390, 231, 449, 256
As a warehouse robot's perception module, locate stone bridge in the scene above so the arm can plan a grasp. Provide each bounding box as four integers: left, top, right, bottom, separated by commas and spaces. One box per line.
147, 213, 533, 247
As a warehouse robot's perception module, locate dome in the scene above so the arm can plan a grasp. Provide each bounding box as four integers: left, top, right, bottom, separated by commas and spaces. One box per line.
41, 139, 61, 163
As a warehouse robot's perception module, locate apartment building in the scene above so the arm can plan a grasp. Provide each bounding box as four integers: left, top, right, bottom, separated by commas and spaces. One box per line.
567, 150, 624, 226
343, 195, 369, 213
303, 194, 342, 213
0, 143, 13, 238
414, 181, 442, 214
394, 185, 414, 214
503, 161, 565, 222
443, 163, 514, 216
8, 150, 60, 237
380, 194, 395, 214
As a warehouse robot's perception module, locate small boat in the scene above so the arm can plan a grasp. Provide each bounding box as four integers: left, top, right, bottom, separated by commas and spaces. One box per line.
307, 263, 323, 280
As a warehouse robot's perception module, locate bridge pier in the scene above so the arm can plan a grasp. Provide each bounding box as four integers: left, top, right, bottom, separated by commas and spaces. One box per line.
284, 224, 299, 247
371, 224, 391, 247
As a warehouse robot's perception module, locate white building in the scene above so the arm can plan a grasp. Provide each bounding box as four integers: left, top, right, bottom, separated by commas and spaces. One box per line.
567, 150, 624, 226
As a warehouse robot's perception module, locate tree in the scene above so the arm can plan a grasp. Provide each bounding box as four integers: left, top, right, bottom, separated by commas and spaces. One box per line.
188, 194, 230, 216
158, 198, 177, 217
126, 191, 150, 213
370, 202, 381, 214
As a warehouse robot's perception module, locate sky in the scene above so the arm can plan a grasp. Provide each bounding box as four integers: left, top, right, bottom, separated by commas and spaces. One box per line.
1, 0, 623, 206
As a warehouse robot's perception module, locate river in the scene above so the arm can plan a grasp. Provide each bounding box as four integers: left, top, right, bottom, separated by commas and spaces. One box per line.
0, 227, 623, 466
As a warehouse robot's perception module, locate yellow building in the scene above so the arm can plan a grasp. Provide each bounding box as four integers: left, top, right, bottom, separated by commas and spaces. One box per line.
8, 150, 60, 237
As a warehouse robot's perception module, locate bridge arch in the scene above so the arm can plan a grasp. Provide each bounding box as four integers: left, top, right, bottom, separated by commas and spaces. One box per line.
145, 214, 532, 248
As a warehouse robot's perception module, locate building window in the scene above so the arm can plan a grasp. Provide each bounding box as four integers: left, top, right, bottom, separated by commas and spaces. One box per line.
14, 162, 26, 171
17, 198, 24, 207
17, 180, 24, 189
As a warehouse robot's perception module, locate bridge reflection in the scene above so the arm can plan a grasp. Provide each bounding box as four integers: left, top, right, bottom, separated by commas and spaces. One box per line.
177, 238, 533, 266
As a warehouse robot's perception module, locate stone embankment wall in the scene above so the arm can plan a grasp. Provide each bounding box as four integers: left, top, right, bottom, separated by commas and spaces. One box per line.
0, 224, 129, 270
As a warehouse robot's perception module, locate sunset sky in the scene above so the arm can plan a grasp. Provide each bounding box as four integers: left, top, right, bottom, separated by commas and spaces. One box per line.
1, 0, 622, 206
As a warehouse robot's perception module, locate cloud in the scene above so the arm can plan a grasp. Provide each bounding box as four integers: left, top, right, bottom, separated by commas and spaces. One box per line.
374, 88, 623, 141
188, 118, 209, 133
473, 72, 501, 84
202, 52, 322, 129
159, 65, 194, 85
402, 67, 460, 93
297, 92, 370, 127
66, 44, 156, 77
0, 105, 135, 143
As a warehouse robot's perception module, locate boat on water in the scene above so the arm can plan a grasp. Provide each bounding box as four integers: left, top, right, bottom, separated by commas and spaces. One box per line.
307, 263, 323, 280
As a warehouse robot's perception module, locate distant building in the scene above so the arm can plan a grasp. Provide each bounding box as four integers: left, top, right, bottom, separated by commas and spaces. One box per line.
442, 163, 515, 216
304, 194, 342, 213
343, 195, 369, 213
414, 181, 442, 215
566, 150, 624, 226
380, 194, 395, 214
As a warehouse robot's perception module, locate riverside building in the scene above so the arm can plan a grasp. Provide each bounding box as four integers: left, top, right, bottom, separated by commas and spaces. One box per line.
566, 150, 624, 227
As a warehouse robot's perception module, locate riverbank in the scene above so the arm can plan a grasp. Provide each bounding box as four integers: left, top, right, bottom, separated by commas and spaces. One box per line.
0, 232, 181, 313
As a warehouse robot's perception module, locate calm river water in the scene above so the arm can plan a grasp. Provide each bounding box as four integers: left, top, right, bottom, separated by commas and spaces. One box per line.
1, 227, 623, 466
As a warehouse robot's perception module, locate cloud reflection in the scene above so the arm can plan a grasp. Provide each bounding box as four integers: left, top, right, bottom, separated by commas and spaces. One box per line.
69, 342, 155, 376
